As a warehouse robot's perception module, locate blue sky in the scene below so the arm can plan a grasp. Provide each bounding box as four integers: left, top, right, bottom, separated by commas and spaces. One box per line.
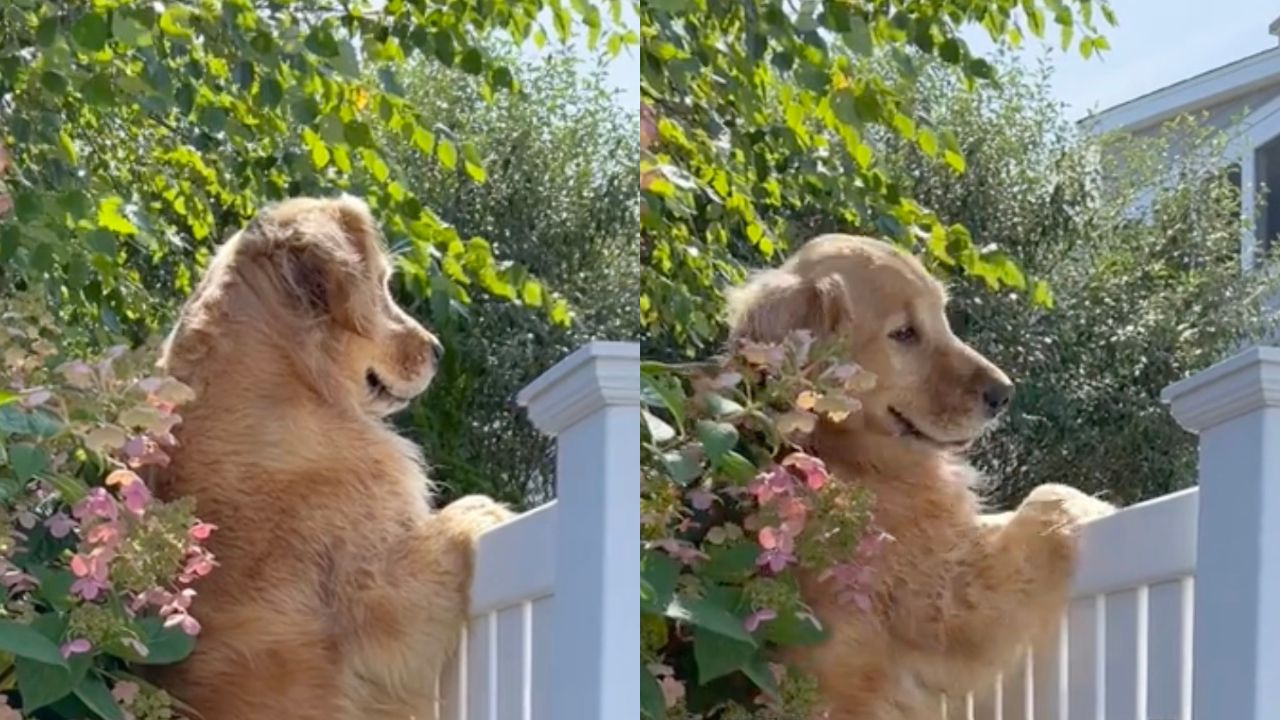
967, 1, 1280, 119
521, 4, 640, 112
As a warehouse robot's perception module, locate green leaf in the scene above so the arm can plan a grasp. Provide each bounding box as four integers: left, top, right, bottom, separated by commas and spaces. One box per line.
131, 618, 196, 665
462, 143, 486, 183
0, 391, 17, 408
71, 13, 109, 51
333, 40, 361, 78
8, 444, 48, 481
16, 656, 73, 710
764, 609, 828, 647
460, 48, 484, 75
693, 625, 756, 683
641, 551, 680, 612
112, 13, 151, 47
96, 197, 137, 236
80, 74, 115, 106
718, 451, 757, 484
660, 448, 702, 485
702, 392, 743, 418
695, 420, 738, 465
437, 139, 458, 169
45, 474, 89, 505
0, 619, 68, 667
74, 674, 125, 720
641, 409, 675, 443
665, 595, 755, 644
917, 127, 939, 157
1032, 279, 1055, 309
741, 656, 782, 698
640, 372, 685, 432
40, 71, 69, 95
701, 542, 757, 583
520, 279, 542, 307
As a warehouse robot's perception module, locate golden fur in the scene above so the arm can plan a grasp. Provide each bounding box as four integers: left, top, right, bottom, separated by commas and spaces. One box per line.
154, 196, 512, 719
726, 235, 1114, 720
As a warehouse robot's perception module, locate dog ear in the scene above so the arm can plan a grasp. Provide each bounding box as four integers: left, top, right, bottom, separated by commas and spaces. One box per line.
330, 194, 383, 262
277, 244, 337, 316
726, 269, 852, 342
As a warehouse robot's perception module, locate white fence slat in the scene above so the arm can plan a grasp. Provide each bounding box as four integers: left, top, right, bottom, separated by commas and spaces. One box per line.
495, 606, 526, 720
531, 596, 554, 720
1102, 588, 1142, 720
1066, 598, 1099, 720
466, 614, 494, 719
1146, 579, 1190, 720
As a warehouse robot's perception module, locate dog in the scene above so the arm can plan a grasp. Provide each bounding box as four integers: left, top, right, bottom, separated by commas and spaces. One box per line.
153, 196, 512, 719
726, 234, 1114, 720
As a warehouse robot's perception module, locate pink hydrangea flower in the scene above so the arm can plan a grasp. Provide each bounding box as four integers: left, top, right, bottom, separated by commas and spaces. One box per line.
756, 526, 796, 573
687, 488, 716, 511
748, 466, 795, 504
112, 680, 141, 704
73, 488, 119, 522
188, 522, 217, 541
743, 608, 777, 633
44, 512, 77, 539
85, 521, 123, 549
60, 638, 91, 658
69, 550, 113, 601
783, 452, 830, 490
651, 538, 707, 566
179, 549, 217, 583
658, 676, 685, 709
0, 566, 39, 593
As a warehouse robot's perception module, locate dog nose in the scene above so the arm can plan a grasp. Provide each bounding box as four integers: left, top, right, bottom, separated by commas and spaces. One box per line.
982, 380, 1014, 417
428, 337, 444, 364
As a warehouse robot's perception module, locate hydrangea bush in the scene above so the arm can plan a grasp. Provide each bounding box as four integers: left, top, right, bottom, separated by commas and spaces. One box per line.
0, 297, 215, 720
641, 331, 883, 719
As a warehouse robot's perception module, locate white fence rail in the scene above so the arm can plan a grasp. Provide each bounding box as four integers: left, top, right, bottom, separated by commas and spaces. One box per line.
953, 346, 1280, 720
438, 341, 639, 720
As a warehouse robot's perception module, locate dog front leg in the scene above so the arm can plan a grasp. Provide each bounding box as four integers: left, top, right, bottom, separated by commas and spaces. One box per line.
894, 484, 1113, 695
342, 496, 514, 719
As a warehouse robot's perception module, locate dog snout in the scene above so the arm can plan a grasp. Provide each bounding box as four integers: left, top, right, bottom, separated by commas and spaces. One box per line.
981, 377, 1014, 418
428, 335, 444, 364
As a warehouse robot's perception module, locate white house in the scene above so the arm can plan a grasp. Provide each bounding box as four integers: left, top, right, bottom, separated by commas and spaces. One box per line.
1080, 15, 1280, 269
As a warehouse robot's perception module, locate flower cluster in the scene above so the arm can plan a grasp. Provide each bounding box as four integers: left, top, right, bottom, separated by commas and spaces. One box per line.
0, 299, 215, 719
640, 331, 887, 719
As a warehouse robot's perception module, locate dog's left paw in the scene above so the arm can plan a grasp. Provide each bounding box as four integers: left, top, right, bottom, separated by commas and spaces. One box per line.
439, 495, 516, 537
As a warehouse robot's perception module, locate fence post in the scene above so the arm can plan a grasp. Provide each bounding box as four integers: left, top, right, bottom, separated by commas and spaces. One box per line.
517, 341, 640, 720
1162, 346, 1280, 720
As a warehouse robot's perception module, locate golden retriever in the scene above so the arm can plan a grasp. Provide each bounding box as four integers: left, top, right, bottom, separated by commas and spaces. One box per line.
726, 234, 1114, 720
154, 196, 512, 719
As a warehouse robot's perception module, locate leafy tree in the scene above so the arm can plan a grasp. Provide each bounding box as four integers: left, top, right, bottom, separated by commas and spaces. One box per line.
640, 0, 1115, 358
0, 0, 635, 349
386, 50, 640, 506
877, 56, 1280, 508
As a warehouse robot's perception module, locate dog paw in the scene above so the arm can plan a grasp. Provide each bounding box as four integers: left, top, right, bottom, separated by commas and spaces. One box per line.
1021, 483, 1115, 527
439, 495, 516, 536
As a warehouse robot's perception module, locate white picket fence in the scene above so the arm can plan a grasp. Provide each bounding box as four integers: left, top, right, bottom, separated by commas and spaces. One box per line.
950, 345, 1280, 720
437, 341, 639, 720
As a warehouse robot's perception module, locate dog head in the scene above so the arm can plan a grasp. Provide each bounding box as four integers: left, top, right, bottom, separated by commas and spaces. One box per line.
726, 234, 1013, 452
161, 195, 442, 418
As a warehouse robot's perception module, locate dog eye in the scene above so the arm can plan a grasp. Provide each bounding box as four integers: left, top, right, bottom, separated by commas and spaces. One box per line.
888, 325, 918, 343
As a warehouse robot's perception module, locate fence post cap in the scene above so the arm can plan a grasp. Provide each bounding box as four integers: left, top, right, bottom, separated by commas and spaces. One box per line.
1161, 345, 1280, 433
517, 341, 640, 435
